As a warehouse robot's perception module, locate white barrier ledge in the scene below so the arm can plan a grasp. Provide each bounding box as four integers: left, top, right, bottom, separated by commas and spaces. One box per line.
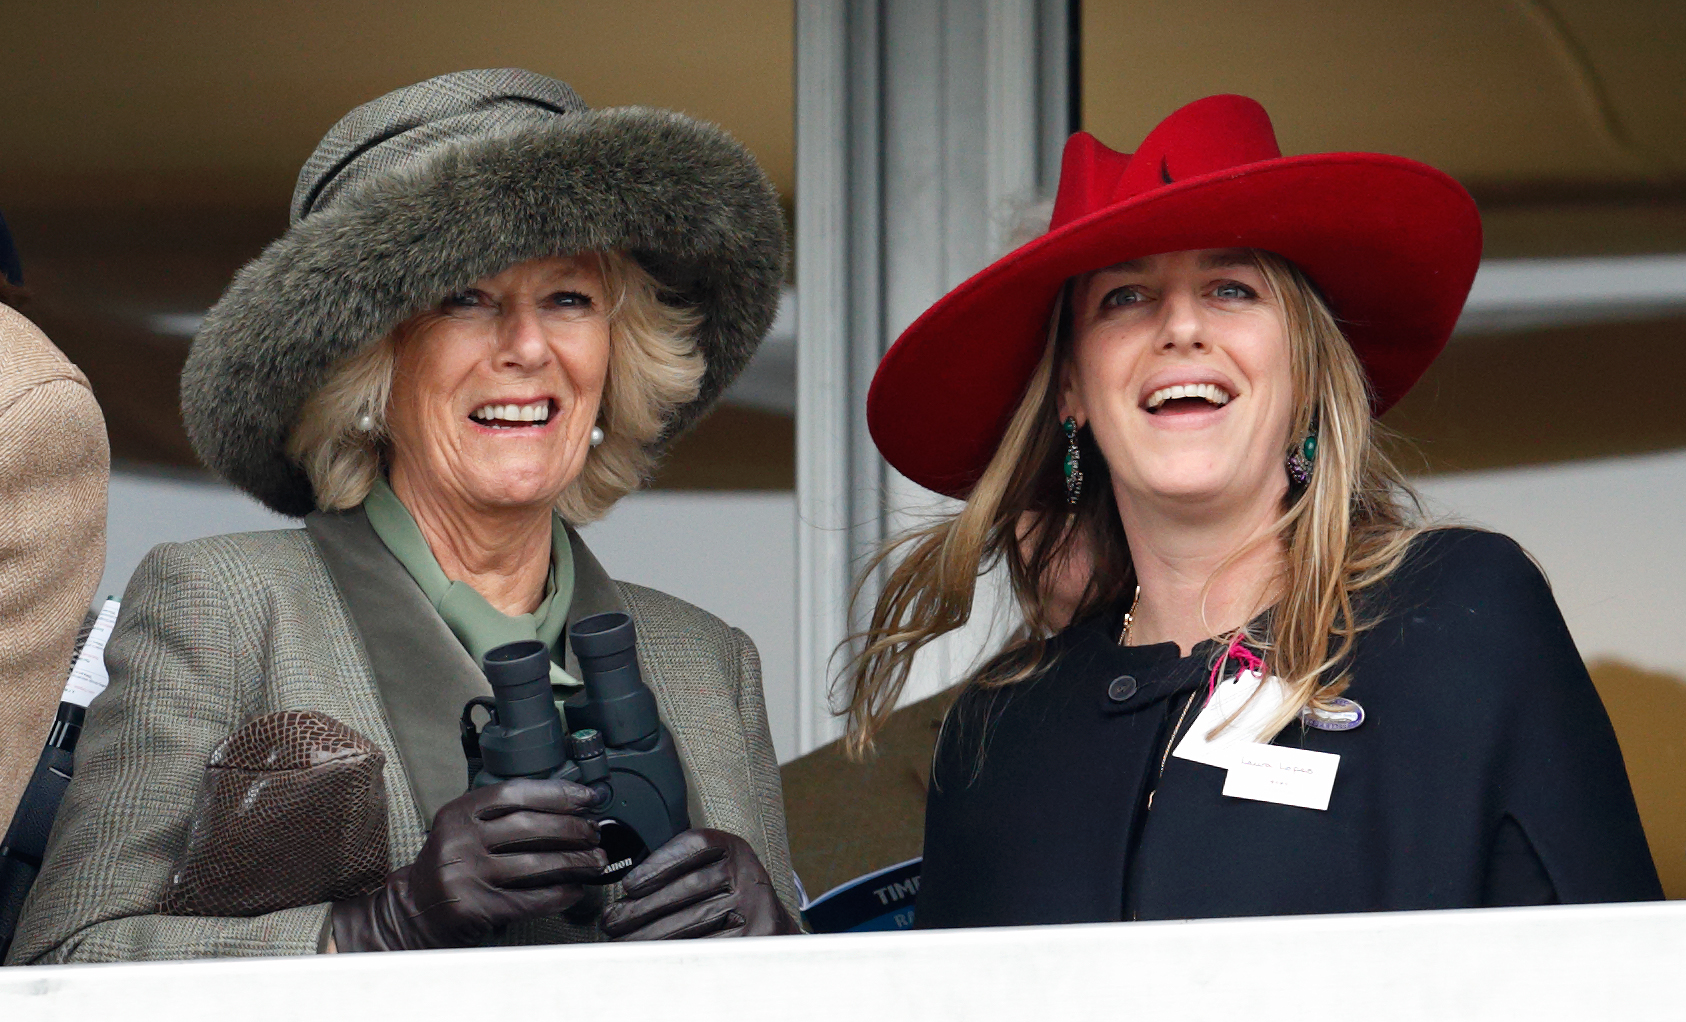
5, 900, 1684, 1021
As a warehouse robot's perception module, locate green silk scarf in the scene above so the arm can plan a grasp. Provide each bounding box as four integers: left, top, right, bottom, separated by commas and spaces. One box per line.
362, 478, 580, 690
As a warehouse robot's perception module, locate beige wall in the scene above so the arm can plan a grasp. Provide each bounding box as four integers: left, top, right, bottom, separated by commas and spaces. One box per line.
1, 0, 794, 206
1081, 0, 1686, 259
1082, 0, 1684, 186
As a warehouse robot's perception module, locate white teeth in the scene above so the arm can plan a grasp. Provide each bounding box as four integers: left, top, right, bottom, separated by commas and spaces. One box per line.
471, 400, 551, 425
1145, 382, 1232, 410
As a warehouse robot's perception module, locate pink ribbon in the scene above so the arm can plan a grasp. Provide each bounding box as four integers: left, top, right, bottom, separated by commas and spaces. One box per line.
1207, 634, 1266, 703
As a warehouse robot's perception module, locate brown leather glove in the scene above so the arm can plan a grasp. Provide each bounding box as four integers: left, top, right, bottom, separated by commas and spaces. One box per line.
600, 829, 799, 940
331, 778, 606, 952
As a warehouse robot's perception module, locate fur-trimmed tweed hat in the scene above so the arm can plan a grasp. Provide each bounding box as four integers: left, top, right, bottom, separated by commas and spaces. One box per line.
182, 68, 786, 516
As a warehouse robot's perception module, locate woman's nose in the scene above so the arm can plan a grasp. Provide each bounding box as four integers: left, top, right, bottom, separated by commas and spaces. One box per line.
1156, 291, 1209, 352
495, 306, 554, 369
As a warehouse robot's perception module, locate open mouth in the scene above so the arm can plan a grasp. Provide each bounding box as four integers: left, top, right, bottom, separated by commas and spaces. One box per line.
468, 398, 555, 429
1143, 382, 1233, 415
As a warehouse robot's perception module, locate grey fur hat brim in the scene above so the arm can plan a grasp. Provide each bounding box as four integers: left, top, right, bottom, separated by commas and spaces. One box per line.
182, 105, 786, 517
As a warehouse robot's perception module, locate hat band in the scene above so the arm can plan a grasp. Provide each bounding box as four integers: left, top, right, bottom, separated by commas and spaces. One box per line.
297, 96, 578, 222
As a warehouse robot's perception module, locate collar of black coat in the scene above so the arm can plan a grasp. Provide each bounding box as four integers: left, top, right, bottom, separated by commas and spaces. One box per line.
1050, 608, 1271, 717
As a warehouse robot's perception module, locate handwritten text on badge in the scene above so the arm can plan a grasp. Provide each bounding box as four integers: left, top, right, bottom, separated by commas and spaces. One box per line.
1221, 744, 1340, 811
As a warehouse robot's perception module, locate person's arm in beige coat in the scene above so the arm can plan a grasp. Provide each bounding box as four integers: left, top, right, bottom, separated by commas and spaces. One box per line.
0, 305, 107, 835
7, 542, 334, 964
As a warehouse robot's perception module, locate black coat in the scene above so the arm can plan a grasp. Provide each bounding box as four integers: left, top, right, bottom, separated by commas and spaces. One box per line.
916, 529, 1662, 927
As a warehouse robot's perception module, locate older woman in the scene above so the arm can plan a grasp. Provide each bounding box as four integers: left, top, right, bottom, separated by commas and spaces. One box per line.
11, 69, 797, 963
847, 95, 1662, 926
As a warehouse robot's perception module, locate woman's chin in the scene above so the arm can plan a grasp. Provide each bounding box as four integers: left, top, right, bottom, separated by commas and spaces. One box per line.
1130, 465, 1273, 510
454, 472, 569, 513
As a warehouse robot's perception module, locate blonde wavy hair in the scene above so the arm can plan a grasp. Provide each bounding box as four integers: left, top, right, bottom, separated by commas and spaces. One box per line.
288, 250, 704, 524
842, 250, 1425, 757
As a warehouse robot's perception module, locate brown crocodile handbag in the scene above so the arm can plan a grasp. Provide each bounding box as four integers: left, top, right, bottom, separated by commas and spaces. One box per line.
157, 710, 391, 917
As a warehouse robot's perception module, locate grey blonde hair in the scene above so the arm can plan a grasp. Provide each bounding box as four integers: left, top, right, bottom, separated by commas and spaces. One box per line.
842, 251, 1424, 757
287, 251, 704, 523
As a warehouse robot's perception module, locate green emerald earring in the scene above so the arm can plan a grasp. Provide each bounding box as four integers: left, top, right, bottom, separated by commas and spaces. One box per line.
1287, 416, 1319, 486
1063, 417, 1083, 504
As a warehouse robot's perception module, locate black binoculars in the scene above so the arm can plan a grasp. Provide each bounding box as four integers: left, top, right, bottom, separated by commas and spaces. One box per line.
464, 611, 691, 884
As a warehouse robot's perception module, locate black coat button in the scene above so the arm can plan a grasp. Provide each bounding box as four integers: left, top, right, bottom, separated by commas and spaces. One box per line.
1107, 675, 1138, 702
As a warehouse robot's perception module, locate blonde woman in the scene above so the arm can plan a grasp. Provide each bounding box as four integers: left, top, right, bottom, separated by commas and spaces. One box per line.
849, 95, 1660, 926
12, 70, 797, 964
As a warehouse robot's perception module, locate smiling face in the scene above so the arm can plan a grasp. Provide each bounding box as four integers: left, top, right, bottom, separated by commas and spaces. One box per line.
1062, 248, 1297, 517
385, 255, 611, 515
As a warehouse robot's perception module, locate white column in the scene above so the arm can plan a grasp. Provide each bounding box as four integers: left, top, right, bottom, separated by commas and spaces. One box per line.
794, 0, 1073, 756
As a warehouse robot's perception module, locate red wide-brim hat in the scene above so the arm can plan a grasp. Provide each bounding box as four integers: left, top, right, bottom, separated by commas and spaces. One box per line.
868, 94, 1482, 498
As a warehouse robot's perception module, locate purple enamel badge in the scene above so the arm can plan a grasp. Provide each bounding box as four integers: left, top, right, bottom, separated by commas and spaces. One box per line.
1301, 697, 1365, 731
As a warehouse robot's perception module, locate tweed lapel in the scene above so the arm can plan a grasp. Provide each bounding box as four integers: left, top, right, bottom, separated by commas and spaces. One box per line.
305, 508, 489, 830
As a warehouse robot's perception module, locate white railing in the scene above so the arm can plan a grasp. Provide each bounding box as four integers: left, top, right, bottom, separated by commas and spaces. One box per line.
5, 900, 1684, 1021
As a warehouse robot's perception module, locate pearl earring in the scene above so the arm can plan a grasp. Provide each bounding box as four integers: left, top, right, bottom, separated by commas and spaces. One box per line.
589, 426, 605, 447
356, 413, 375, 433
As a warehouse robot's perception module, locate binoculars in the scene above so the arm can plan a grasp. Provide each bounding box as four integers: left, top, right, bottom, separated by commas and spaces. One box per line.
465, 612, 691, 884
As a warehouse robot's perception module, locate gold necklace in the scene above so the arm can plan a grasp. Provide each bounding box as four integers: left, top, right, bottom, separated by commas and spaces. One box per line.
1117, 584, 1142, 646
1117, 582, 1190, 812
1146, 689, 1200, 812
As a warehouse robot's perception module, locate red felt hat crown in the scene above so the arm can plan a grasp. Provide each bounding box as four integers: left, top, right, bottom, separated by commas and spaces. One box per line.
868, 94, 1482, 498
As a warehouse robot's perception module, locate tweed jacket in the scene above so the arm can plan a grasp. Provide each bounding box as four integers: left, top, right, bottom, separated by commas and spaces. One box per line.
0, 305, 107, 835
9, 509, 796, 964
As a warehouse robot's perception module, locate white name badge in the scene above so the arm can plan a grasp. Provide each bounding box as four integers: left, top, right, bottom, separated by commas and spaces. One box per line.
1222, 743, 1340, 811
1171, 667, 1342, 811
1171, 668, 1288, 769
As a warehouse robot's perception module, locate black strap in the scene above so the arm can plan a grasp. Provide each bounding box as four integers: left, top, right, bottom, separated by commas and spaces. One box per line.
0, 609, 98, 960
460, 697, 495, 790
0, 715, 80, 960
